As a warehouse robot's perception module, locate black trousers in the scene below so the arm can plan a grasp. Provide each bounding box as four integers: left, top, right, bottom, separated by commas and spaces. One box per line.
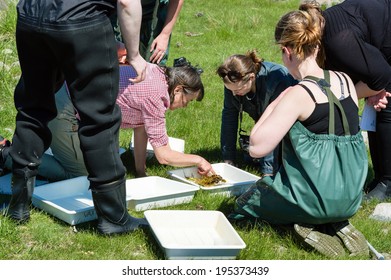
10, 15, 126, 186
368, 96, 391, 181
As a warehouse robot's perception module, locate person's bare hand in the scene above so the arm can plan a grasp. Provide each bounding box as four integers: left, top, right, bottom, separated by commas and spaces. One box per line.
148, 34, 170, 64
197, 158, 215, 176
127, 54, 147, 83
367, 90, 391, 111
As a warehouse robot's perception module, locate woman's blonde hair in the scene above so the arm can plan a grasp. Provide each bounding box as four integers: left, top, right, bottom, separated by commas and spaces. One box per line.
216, 49, 263, 83
274, 0, 325, 66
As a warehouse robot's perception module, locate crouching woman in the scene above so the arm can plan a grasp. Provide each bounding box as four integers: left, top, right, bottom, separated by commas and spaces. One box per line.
230, 5, 372, 258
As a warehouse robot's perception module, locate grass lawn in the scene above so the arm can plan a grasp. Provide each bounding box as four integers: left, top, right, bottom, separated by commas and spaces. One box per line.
0, 0, 390, 262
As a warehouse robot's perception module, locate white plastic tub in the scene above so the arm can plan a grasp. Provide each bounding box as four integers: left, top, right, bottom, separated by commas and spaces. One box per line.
32, 176, 96, 225
167, 163, 260, 196
126, 176, 199, 211
144, 210, 246, 260
130, 135, 185, 159
31, 175, 199, 225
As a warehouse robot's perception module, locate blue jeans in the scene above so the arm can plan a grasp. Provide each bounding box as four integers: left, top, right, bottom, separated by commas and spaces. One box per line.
243, 148, 279, 175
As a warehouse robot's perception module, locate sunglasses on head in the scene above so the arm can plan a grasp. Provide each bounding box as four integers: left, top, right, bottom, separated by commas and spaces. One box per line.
220, 71, 252, 83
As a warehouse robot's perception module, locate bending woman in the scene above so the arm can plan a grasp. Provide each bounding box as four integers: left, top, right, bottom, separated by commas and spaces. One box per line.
117, 59, 213, 178
217, 50, 296, 176
1, 60, 213, 180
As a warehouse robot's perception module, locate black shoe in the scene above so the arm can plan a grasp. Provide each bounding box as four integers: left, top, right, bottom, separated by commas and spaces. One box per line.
364, 178, 379, 193
364, 180, 391, 201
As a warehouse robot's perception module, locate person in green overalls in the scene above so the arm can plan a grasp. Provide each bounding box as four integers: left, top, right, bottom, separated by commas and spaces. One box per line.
230, 1, 387, 259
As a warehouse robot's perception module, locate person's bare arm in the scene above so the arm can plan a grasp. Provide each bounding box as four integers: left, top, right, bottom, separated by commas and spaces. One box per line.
355, 81, 390, 111
149, 0, 184, 64
117, 0, 146, 83
154, 144, 214, 176
249, 86, 308, 158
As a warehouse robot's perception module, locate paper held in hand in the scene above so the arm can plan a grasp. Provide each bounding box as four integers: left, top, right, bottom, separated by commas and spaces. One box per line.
360, 102, 376, 132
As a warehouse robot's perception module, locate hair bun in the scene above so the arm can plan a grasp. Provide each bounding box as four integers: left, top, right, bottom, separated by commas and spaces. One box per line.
173, 57, 203, 74
173, 57, 189, 67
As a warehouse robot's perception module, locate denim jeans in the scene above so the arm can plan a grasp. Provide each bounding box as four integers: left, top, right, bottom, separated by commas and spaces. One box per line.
243, 149, 279, 175
10, 15, 125, 186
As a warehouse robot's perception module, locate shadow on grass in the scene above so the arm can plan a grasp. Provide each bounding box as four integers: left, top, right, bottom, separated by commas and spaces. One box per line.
143, 227, 166, 260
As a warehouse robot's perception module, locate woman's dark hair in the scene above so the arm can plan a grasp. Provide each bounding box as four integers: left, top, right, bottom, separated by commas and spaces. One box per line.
216, 49, 263, 83
164, 57, 204, 103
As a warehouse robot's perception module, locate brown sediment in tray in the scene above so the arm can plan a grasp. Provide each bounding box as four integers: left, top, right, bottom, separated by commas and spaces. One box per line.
186, 174, 226, 187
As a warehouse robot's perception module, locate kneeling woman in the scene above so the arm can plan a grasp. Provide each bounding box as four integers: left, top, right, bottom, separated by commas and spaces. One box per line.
230, 3, 380, 258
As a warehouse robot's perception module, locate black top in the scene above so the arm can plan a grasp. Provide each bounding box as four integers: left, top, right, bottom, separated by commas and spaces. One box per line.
323, 0, 391, 92
299, 71, 359, 135
301, 95, 358, 135
16, 0, 116, 23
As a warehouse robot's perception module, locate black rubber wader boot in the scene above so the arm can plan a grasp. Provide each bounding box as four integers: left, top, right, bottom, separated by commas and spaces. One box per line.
7, 167, 36, 223
91, 180, 149, 235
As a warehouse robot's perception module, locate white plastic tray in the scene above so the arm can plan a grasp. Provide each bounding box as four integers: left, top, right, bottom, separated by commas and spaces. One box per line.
167, 163, 260, 196
31, 175, 199, 225
130, 135, 185, 159
32, 176, 96, 225
126, 176, 199, 211
144, 210, 246, 260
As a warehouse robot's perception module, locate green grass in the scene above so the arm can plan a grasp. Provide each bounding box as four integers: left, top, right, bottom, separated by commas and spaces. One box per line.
1, 0, 390, 260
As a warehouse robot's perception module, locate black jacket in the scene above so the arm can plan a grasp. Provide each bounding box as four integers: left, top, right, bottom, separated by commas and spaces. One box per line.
323, 0, 391, 92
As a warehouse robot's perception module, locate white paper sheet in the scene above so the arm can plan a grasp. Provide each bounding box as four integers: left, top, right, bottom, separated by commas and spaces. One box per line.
360, 102, 377, 132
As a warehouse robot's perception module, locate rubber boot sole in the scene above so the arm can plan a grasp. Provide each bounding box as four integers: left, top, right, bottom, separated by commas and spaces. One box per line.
294, 224, 346, 258
331, 221, 369, 257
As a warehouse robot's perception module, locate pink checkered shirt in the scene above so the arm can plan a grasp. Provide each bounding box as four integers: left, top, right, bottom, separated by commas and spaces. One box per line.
117, 64, 170, 148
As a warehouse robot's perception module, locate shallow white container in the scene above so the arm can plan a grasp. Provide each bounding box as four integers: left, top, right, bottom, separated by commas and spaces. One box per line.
32, 176, 97, 225
32, 175, 199, 225
130, 135, 185, 159
144, 210, 246, 260
126, 176, 199, 211
167, 163, 260, 197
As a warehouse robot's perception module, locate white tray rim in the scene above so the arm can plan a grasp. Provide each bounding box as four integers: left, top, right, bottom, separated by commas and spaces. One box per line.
126, 176, 199, 200
167, 163, 260, 190
144, 210, 246, 250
